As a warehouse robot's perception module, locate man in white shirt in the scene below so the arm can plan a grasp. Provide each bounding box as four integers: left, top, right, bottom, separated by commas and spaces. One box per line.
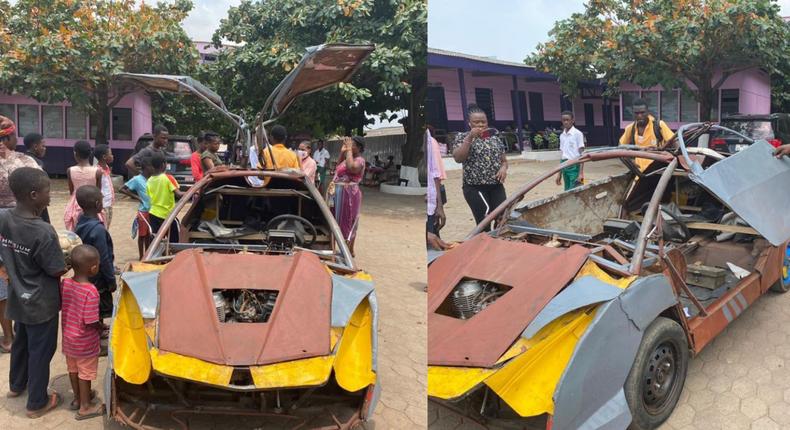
555, 111, 585, 191
313, 139, 331, 191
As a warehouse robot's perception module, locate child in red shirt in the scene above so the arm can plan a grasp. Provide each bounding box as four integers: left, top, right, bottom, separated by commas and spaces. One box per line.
60, 245, 104, 420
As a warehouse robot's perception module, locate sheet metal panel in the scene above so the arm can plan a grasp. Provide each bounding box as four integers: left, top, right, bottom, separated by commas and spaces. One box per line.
157, 249, 331, 366
689, 140, 790, 246
428, 234, 589, 367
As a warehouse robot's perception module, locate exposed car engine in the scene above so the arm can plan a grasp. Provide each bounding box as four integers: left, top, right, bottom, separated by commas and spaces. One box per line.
450, 280, 511, 319
212, 289, 278, 323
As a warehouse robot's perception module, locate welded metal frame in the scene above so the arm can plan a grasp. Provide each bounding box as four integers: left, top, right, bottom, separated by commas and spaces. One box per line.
145, 169, 355, 271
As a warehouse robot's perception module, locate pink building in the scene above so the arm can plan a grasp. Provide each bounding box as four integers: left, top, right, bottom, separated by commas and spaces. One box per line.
0, 92, 151, 174
427, 48, 772, 147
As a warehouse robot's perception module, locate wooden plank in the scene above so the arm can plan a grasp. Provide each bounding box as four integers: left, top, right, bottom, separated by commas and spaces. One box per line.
686, 222, 759, 235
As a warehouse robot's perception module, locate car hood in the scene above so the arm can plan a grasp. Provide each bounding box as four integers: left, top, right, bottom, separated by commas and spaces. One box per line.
428, 234, 590, 367
156, 249, 332, 366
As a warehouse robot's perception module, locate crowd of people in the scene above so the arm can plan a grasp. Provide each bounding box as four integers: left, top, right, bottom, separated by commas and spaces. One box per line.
0, 114, 375, 420
425, 99, 790, 253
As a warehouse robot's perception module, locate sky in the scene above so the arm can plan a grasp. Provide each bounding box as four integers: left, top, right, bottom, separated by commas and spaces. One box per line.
428, 0, 790, 63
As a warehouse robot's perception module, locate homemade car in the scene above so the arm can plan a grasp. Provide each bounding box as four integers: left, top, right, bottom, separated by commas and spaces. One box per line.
106, 43, 379, 429
427, 123, 790, 430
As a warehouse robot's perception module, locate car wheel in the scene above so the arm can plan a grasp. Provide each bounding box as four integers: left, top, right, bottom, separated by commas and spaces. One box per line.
625, 317, 689, 430
770, 242, 790, 293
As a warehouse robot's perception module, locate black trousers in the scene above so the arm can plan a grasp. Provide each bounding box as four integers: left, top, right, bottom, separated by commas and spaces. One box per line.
10, 316, 58, 410
462, 183, 507, 228
149, 214, 180, 243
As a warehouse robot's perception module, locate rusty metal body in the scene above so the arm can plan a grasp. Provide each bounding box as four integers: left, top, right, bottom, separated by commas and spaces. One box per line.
429, 135, 790, 429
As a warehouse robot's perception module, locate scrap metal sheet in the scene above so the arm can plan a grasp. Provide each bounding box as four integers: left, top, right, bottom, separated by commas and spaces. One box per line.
689, 140, 790, 246
552, 275, 677, 430
120, 271, 159, 319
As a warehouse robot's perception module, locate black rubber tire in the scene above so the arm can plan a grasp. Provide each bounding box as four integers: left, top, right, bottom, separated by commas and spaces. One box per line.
625, 317, 689, 430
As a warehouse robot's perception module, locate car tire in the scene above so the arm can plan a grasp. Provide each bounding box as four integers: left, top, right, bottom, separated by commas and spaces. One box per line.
625, 317, 689, 430
770, 242, 790, 293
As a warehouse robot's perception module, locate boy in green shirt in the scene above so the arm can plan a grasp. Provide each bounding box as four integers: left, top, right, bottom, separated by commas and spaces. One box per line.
146, 154, 184, 243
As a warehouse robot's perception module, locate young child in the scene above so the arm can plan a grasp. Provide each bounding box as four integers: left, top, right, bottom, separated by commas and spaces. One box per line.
121, 157, 154, 259
64, 141, 103, 231
74, 186, 116, 338
147, 153, 184, 243
0, 167, 67, 418
200, 131, 224, 172
555, 110, 585, 191
190, 132, 207, 182
60, 244, 104, 420
94, 144, 115, 228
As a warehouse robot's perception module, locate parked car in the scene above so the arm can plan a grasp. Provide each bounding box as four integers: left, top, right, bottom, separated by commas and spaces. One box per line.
133, 133, 196, 190
711, 113, 790, 153
428, 124, 790, 430
108, 43, 378, 429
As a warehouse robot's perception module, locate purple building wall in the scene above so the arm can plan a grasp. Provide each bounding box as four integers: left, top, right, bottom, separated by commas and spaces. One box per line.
0, 91, 152, 174
428, 48, 772, 147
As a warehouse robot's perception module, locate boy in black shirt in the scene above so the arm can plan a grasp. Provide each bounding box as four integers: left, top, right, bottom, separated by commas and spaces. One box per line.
0, 167, 66, 418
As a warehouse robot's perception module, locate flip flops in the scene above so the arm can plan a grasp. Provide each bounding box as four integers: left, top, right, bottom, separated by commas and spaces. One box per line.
69, 389, 97, 411
6, 389, 23, 398
26, 392, 62, 419
75, 403, 105, 421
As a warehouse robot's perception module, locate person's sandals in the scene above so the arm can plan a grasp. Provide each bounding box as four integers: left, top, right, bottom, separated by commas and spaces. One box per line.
69, 389, 97, 411
0, 343, 11, 353
75, 402, 105, 420
26, 392, 62, 418
6, 388, 24, 398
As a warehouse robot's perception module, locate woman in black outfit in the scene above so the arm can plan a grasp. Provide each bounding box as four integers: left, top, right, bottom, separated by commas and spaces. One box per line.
452, 104, 508, 228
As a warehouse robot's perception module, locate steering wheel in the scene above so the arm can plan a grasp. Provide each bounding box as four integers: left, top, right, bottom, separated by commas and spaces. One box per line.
264, 214, 318, 247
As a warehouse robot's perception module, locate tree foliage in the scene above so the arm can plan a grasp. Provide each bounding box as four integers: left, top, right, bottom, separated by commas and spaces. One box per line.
0, 0, 198, 144
532, 0, 790, 121
158, 0, 426, 165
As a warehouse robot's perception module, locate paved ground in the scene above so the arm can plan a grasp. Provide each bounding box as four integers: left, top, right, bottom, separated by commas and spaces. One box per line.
0, 177, 427, 429
429, 158, 790, 430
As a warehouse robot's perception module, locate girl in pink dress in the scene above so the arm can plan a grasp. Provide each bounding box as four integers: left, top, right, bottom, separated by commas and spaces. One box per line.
64, 141, 103, 231
332, 136, 366, 256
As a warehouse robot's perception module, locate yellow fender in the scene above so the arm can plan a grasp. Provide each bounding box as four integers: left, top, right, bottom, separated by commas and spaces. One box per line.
111, 286, 152, 384
333, 298, 376, 392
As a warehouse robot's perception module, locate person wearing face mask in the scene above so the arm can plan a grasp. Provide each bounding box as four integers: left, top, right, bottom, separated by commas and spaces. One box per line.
619, 98, 674, 171
298, 141, 317, 183
452, 104, 508, 228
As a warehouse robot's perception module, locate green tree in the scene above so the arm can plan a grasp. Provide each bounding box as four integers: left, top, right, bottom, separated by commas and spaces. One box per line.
532, 0, 790, 122
0, 0, 198, 144
161, 0, 426, 166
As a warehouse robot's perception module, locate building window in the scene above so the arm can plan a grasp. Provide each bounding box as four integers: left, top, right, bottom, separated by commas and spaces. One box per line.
112, 108, 133, 140
660, 90, 679, 122
511, 90, 528, 124
621, 91, 640, 121
528, 92, 544, 123
584, 103, 595, 127
426, 86, 448, 131
680, 90, 698, 122
66, 106, 87, 140
42, 106, 63, 139
474, 88, 495, 120
17, 105, 40, 137
642, 91, 659, 118
89, 111, 111, 140
720, 89, 739, 118
0, 104, 14, 122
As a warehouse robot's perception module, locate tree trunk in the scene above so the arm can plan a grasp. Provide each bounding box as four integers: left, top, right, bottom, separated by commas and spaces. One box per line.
696, 77, 714, 122
401, 70, 426, 167
93, 89, 111, 145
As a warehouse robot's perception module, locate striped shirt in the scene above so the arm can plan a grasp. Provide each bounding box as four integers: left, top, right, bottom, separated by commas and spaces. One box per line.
60, 278, 100, 357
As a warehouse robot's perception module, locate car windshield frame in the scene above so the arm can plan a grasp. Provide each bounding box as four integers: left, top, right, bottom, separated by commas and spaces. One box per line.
143, 169, 357, 271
